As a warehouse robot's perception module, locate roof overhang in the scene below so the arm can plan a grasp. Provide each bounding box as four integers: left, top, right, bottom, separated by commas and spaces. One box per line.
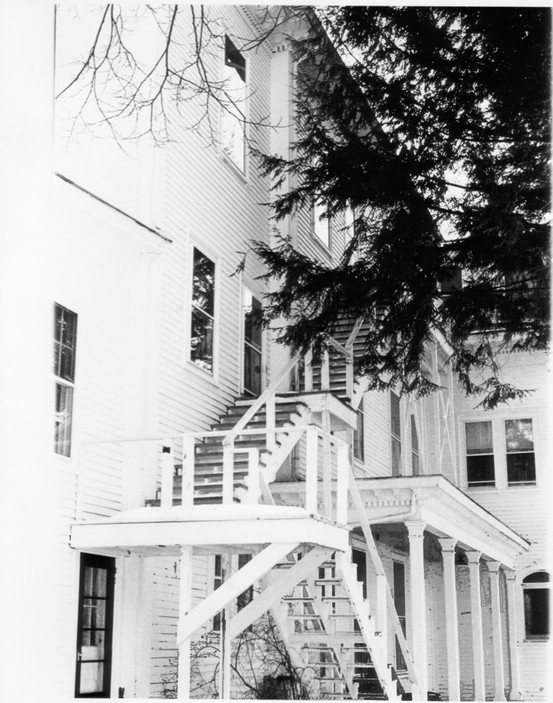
273, 475, 530, 569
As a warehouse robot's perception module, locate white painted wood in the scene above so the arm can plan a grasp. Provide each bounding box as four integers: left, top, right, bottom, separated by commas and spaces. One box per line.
406, 521, 428, 700
438, 538, 461, 701
177, 547, 193, 699
222, 440, 234, 504
228, 546, 332, 638
487, 561, 507, 701
321, 348, 330, 390
322, 409, 332, 518
305, 426, 319, 514
466, 551, 486, 701
266, 393, 276, 453
504, 570, 521, 700
161, 442, 174, 509
176, 542, 299, 644
336, 443, 349, 524
245, 448, 260, 504
304, 348, 313, 391
181, 435, 194, 508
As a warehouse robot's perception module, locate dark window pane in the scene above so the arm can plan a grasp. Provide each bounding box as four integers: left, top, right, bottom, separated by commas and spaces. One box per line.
354, 409, 364, 461
190, 309, 214, 372
390, 392, 400, 438
524, 572, 550, 584
507, 453, 536, 484
54, 304, 77, 382
524, 588, 549, 638
225, 35, 245, 82
467, 454, 495, 486
192, 249, 215, 316
244, 294, 262, 349
244, 344, 261, 396
392, 437, 401, 476
410, 415, 419, 452
55, 383, 74, 457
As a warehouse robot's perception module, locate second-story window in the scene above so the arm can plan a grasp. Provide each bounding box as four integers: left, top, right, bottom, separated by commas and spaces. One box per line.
465, 421, 495, 487
222, 36, 246, 172
54, 303, 78, 457
353, 402, 365, 462
506, 419, 535, 485
410, 415, 420, 476
390, 391, 401, 476
191, 247, 216, 373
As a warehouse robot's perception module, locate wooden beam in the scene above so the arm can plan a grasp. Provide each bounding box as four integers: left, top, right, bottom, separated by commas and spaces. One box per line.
176, 542, 299, 644
228, 546, 333, 639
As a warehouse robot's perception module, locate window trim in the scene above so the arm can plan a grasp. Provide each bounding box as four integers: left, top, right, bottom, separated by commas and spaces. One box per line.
220, 35, 248, 176
465, 420, 496, 488
460, 411, 540, 490
186, 243, 220, 381
54, 303, 78, 458
520, 569, 550, 642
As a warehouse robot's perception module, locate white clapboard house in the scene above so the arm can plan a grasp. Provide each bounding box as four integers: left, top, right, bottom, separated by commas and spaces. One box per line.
1, 5, 549, 702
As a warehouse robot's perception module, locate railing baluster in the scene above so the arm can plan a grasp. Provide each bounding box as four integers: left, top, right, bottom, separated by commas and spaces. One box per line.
305, 427, 318, 514
222, 439, 234, 504
246, 448, 260, 504
161, 441, 173, 509
182, 435, 195, 507
266, 394, 276, 453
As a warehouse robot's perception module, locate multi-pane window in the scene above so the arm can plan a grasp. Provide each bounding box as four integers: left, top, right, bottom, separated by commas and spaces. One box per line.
410, 415, 420, 476
222, 36, 246, 172
506, 419, 536, 485
523, 572, 549, 640
390, 391, 401, 476
465, 421, 495, 487
75, 554, 115, 698
313, 201, 330, 248
54, 303, 77, 457
243, 290, 262, 396
190, 248, 216, 372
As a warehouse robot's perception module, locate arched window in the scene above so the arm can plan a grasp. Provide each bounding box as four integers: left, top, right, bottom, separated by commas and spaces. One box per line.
523, 572, 550, 639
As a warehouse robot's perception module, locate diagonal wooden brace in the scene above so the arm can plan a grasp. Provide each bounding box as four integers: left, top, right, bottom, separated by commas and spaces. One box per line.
176, 542, 300, 646
228, 545, 334, 639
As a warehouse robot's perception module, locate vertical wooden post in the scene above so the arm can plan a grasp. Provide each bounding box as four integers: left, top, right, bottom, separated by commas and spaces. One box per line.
322, 407, 332, 519
305, 426, 318, 514
161, 441, 173, 509
336, 442, 349, 524
345, 351, 354, 401
376, 573, 388, 656
438, 538, 461, 701
182, 435, 195, 507
406, 521, 428, 700
246, 448, 260, 504
220, 555, 232, 700
488, 561, 507, 701
467, 550, 486, 702
177, 546, 193, 699
321, 348, 330, 390
266, 394, 276, 453
222, 440, 234, 504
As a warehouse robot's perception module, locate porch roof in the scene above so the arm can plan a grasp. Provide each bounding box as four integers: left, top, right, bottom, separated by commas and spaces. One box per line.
273, 474, 529, 569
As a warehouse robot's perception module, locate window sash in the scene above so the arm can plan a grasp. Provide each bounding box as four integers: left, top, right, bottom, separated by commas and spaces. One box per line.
191, 248, 215, 372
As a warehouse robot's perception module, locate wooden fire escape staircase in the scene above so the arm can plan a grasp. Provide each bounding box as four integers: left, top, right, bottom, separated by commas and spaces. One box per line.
148, 318, 420, 700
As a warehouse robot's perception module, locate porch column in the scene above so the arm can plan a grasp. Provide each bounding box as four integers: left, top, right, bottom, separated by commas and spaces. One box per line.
504, 570, 521, 700
487, 561, 506, 701
406, 521, 428, 700
466, 551, 486, 701
177, 547, 193, 699
438, 538, 460, 701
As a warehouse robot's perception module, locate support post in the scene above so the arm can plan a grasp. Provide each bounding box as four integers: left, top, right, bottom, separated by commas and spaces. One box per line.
488, 561, 507, 701
222, 440, 234, 504
161, 442, 173, 509
321, 348, 330, 390
376, 573, 388, 656
177, 547, 193, 699
438, 538, 461, 702
466, 550, 486, 702
266, 393, 276, 453
504, 570, 521, 700
406, 521, 428, 700
304, 348, 313, 391
336, 442, 348, 524
322, 408, 332, 519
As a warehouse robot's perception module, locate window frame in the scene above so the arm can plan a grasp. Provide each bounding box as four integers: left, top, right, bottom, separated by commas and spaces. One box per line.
410, 414, 420, 476
242, 287, 263, 397
390, 391, 402, 477
521, 570, 550, 642
460, 412, 540, 490
188, 244, 219, 379
505, 418, 536, 486
54, 303, 78, 458
221, 35, 248, 175
465, 420, 496, 488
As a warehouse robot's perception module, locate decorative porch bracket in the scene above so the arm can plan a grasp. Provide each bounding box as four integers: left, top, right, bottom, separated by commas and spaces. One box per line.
176, 542, 300, 645
228, 545, 334, 639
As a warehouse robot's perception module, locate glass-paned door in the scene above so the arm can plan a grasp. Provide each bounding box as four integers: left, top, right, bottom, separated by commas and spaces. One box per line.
243, 289, 262, 396
75, 554, 115, 698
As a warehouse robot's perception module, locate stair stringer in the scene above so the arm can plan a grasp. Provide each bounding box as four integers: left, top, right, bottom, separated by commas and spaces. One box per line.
336, 550, 401, 702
